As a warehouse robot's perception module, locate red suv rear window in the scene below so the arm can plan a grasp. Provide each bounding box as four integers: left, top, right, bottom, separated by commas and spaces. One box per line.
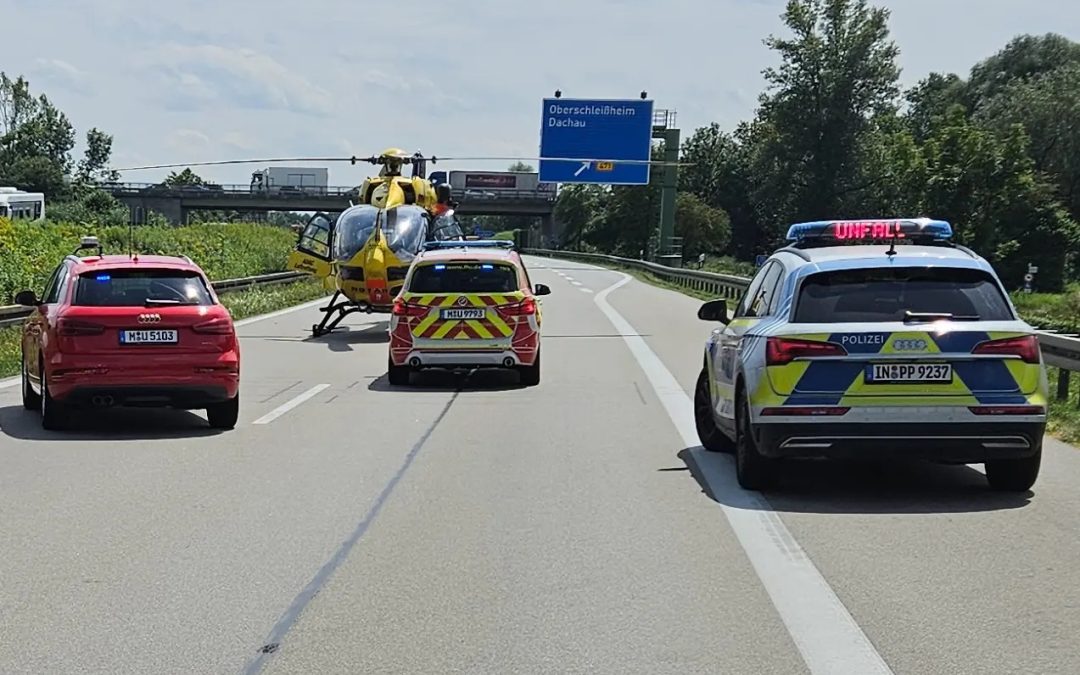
73, 268, 214, 307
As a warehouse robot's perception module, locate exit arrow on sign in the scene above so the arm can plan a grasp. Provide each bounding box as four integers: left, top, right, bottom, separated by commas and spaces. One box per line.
574, 161, 590, 176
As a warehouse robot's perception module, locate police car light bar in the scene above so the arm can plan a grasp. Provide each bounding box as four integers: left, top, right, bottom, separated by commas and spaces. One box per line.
785, 218, 953, 243
422, 240, 515, 251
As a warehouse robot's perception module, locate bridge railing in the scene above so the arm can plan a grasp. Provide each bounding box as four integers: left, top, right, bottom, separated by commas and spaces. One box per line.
524, 247, 1080, 399
103, 183, 556, 202
0, 271, 307, 329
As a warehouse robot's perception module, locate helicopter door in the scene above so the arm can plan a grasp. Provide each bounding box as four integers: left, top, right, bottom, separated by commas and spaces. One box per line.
286, 212, 335, 279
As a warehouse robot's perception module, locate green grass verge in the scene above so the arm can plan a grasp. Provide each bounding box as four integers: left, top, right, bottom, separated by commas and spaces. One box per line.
0, 219, 298, 305
0, 278, 328, 380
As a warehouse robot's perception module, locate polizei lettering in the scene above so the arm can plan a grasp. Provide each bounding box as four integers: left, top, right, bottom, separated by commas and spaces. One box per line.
546, 103, 637, 129
839, 334, 885, 345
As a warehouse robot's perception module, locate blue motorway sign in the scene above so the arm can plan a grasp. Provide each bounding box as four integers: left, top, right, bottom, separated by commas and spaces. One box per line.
539, 98, 654, 185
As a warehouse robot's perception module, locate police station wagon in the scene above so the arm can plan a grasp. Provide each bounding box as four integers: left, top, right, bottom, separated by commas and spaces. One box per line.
694, 218, 1049, 492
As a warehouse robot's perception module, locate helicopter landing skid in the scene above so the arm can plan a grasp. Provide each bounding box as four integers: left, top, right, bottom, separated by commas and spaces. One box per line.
310, 291, 387, 337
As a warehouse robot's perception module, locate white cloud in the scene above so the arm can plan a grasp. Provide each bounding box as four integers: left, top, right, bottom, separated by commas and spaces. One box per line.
31, 57, 92, 95
1, 0, 1079, 185
144, 44, 332, 115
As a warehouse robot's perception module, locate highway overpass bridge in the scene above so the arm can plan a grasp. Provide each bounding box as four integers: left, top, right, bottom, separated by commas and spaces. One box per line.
106, 183, 557, 235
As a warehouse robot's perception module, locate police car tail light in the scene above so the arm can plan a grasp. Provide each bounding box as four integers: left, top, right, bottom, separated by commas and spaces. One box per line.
58, 319, 105, 336
392, 298, 428, 317
766, 337, 847, 365
971, 335, 1040, 364
498, 297, 536, 317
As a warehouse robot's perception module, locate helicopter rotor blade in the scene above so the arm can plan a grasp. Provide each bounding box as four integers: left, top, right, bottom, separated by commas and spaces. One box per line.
115, 154, 693, 173
113, 157, 361, 172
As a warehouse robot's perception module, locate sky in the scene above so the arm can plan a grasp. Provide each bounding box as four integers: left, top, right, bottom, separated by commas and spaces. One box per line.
3, 0, 1079, 187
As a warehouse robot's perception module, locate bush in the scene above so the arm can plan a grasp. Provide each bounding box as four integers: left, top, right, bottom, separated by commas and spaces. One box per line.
0, 219, 298, 303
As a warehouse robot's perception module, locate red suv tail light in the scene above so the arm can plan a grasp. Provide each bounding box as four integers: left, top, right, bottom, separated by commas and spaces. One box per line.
192, 317, 235, 335
766, 337, 847, 366
57, 319, 105, 336
972, 335, 1040, 363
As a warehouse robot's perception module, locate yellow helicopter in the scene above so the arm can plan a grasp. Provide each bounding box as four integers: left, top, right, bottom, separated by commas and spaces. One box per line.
285, 148, 466, 336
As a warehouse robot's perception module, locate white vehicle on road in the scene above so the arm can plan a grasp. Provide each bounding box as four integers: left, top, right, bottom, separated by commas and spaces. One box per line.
0, 187, 45, 220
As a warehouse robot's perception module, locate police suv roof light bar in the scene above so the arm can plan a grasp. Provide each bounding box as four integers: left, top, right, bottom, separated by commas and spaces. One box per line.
785, 218, 953, 245
422, 240, 515, 251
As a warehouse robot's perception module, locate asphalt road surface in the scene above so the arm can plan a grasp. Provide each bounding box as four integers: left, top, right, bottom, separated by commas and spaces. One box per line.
2, 256, 1079, 674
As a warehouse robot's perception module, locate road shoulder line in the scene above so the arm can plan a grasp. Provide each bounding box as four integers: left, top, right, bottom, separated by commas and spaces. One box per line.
593, 270, 893, 675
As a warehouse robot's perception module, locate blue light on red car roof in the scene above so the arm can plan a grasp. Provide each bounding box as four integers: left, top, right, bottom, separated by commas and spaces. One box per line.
482, 264, 494, 270
785, 218, 953, 242
434, 264, 446, 271
95, 274, 111, 282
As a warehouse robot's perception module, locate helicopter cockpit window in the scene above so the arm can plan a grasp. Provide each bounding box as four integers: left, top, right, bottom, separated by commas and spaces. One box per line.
298, 215, 332, 258
333, 206, 379, 261
430, 214, 464, 241
381, 206, 428, 262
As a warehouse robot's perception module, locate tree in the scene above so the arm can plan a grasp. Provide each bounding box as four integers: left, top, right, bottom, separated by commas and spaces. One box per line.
904, 72, 969, 142
164, 168, 204, 186
674, 192, 731, 258
756, 0, 901, 220
554, 184, 606, 249
968, 33, 1080, 107
507, 161, 534, 172
976, 62, 1080, 222
0, 72, 76, 196
75, 128, 120, 187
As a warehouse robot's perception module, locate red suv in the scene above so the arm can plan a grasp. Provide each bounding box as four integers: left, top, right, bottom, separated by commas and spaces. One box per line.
15, 238, 240, 430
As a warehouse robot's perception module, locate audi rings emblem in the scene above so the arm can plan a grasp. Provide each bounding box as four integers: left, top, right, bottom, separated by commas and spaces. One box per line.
456, 296, 469, 306
138, 313, 162, 324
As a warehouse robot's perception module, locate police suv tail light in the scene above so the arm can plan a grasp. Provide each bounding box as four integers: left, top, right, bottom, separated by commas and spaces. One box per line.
971, 335, 1040, 364
392, 298, 428, 317
766, 337, 847, 366
497, 297, 536, 317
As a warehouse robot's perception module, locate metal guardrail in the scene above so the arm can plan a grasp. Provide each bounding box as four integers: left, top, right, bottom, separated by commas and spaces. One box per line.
525, 247, 1080, 401
524, 248, 751, 300
0, 271, 307, 328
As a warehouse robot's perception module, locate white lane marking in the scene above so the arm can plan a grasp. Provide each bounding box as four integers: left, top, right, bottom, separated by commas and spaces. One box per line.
579, 288, 594, 294
565, 276, 576, 282
594, 272, 893, 675
235, 296, 331, 328
252, 384, 330, 425
0, 297, 334, 391
571, 281, 583, 286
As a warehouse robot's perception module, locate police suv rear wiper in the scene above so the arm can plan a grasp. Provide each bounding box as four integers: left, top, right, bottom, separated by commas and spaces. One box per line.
903, 311, 981, 322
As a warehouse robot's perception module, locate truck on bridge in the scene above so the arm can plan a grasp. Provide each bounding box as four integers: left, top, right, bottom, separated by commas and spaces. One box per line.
430, 171, 555, 198
250, 167, 329, 195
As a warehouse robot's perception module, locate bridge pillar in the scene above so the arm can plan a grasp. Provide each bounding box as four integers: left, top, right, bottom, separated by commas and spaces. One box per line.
117, 196, 184, 225
540, 213, 556, 247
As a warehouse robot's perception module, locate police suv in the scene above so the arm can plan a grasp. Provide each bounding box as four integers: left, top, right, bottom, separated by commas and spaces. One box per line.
694, 218, 1048, 492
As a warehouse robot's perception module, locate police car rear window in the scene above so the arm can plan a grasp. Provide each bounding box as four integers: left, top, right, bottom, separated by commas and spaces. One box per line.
793, 267, 1014, 323
408, 263, 519, 293
73, 269, 214, 307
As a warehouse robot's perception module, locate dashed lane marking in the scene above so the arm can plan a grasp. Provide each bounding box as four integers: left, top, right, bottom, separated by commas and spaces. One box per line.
251, 384, 330, 425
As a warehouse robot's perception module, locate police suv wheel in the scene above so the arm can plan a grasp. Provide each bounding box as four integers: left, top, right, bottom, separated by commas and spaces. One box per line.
985, 446, 1041, 492
695, 369, 733, 453
735, 391, 773, 490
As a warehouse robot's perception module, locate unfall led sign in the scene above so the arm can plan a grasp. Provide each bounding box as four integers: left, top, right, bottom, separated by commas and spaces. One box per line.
832, 221, 906, 240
